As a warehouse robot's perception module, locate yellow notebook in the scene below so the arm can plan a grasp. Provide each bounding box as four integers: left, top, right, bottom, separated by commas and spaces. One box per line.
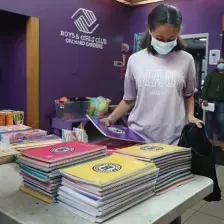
117, 143, 190, 159
61, 154, 154, 186
20, 185, 54, 203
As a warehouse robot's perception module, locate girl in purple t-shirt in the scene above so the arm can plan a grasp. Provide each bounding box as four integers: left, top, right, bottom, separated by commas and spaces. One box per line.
102, 4, 203, 224
102, 4, 202, 146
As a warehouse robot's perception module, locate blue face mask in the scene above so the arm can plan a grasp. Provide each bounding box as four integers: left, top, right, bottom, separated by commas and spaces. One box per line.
151, 36, 177, 55
217, 63, 224, 71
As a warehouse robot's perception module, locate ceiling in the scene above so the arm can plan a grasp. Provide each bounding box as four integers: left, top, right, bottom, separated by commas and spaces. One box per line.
115, 0, 166, 6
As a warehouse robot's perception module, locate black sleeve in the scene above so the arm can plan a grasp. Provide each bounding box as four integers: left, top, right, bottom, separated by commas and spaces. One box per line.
201, 73, 212, 100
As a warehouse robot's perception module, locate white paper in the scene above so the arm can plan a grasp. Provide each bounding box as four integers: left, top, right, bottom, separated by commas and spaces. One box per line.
201, 103, 215, 112
62, 129, 88, 143
209, 49, 220, 65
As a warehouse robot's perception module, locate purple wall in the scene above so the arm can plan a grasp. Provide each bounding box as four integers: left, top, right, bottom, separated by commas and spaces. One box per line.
0, 30, 9, 109
0, 11, 27, 113
1, 0, 222, 130
0, 0, 131, 130
129, 0, 224, 71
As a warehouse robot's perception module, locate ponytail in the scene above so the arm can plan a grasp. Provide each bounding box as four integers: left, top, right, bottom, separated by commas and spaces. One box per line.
140, 31, 151, 50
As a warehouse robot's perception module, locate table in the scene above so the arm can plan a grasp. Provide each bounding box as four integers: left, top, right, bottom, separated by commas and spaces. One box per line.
0, 163, 213, 224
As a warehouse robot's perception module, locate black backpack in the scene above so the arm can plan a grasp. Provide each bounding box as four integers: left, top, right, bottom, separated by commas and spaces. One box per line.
178, 123, 221, 202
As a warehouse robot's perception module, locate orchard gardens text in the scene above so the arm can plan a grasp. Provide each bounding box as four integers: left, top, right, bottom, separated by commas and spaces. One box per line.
60, 31, 107, 50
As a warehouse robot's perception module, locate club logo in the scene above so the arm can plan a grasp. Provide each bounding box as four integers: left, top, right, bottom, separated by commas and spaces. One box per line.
71, 8, 99, 34
140, 146, 163, 151
93, 163, 121, 173
108, 127, 125, 135
50, 147, 74, 153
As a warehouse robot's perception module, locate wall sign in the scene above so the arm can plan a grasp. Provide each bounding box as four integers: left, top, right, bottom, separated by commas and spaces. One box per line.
60, 8, 108, 50
209, 49, 220, 65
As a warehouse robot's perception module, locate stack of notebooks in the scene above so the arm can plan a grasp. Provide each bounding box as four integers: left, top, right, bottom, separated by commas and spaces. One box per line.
1, 129, 47, 144
94, 139, 137, 155
11, 135, 62, 151
18, 141, 106, 203
58, 154, 159, 222
116, 143, 193, 195
0, 124, 31, 138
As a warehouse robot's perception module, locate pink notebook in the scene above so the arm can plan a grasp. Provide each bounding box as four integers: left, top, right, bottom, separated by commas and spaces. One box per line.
21, 141, 106, 163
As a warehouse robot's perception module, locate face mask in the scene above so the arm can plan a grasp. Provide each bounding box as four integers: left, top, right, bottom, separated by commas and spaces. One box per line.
151, 36, 177, 55
217, 63, 224, 71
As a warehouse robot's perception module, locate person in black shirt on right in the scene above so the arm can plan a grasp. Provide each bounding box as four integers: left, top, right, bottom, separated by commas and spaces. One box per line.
202, 58, 224, 145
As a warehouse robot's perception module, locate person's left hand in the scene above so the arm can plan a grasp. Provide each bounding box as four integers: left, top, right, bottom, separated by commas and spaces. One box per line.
188, 115, 203, 128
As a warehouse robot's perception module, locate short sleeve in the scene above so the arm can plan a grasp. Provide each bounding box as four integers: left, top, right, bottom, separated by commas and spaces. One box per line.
123, 57, 137, 101
184, 57, 196, 97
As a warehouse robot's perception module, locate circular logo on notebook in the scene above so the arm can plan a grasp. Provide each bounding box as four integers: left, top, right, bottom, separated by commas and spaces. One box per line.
140, 146, 163, 151
50, 147, 74, 153
108, 127, 124, 135
93, 163, 121, 173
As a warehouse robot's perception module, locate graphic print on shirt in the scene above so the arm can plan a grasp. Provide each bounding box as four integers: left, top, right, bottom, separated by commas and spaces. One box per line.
136, 69, 184, 96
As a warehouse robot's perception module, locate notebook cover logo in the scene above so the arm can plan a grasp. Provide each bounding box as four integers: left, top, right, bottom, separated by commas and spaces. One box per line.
50, 147, 74, 153
140, 146, 163, 151
108, 127, 125, 135
93, 163, 121, 173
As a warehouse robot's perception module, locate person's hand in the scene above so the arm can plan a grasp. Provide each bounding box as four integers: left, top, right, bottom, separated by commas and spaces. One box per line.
100, 116, 116, 126
188, 115, 203, 128
203, 100, 208, 106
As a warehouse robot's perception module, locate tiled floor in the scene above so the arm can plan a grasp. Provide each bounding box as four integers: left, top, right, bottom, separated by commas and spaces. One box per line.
181, 166, 224, 223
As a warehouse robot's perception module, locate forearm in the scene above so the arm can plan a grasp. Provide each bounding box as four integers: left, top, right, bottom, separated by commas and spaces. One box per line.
108, 99, 135, 123
185, 95, 194, 118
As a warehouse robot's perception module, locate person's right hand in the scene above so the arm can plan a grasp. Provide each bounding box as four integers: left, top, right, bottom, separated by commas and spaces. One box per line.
100, 117, 114, 126
203, 100, 208, 106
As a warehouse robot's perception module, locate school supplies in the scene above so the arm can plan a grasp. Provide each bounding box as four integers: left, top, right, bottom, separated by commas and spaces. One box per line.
59, 154, 159, 223
86, 115, 146, 143
11, 135, 62, 151
0, 110, 24, 125
0, 125, 32, 140
18, 141, 106, 201
116, 143, 193, 194
95, 139, 137, 155
1, 129, 47, 144
62, 128, 88, 143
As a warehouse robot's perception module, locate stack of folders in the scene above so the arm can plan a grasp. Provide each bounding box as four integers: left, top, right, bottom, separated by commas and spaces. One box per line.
0, 124, 31, 138
116, 143, 193, 195
18, 141, 106, 203
58, 154, 159, 223
11, 135, 62, 151
1, 129, 47, 144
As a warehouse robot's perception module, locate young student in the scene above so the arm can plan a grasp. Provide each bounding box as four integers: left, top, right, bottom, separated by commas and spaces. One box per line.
101, 4, 202, 223
102, 4, 201, 144
202, 58, 224, 146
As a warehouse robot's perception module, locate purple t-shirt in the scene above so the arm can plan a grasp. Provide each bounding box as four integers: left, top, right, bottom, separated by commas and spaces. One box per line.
123, 49, 196, 145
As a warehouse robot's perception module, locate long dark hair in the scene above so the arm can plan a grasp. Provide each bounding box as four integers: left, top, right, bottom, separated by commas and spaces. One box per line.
140, 4, 185, 54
